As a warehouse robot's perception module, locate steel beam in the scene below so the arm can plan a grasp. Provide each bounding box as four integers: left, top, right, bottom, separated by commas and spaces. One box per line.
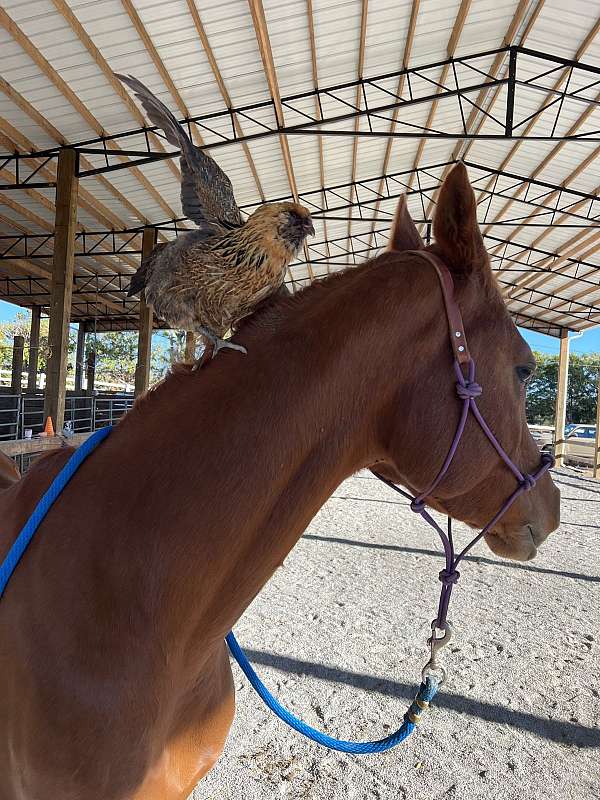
2, 46, 600, 189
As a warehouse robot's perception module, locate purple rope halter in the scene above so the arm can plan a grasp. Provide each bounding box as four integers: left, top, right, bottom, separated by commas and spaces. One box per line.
374, 251, 554, 683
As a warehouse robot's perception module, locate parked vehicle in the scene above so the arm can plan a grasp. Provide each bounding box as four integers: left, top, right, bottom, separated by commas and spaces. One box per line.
535, 423, 597, 467
528, 425, 554, 449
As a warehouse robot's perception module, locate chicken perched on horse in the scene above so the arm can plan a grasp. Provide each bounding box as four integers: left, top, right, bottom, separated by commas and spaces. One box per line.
116, 74, 314, 358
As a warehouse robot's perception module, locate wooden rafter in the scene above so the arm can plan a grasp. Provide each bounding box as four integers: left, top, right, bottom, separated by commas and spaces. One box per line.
184, 0, 266, 202
366, 0, 420, 250
470, 16, 600, 216
50, 0, 181, 185
345, 0, 369, 256
0, 7, 178, 220
0, 77, 151, 225
120, 0, 204, 148
306, 0, 331, 272
404, 0, 472, 185
248, 0, 311, 282
417, 0, 537, 225
0, 190, 138, 281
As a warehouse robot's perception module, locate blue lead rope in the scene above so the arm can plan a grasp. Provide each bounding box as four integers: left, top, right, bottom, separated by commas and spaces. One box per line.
0, 423, 439, 753
225, 630, 438, 753
0, 426, 112, 599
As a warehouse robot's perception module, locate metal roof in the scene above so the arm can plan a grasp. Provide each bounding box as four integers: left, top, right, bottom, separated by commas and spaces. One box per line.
0, 0, 599, 335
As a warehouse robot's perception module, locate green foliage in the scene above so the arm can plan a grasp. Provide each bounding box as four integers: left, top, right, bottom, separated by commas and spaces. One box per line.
0, 313, 188, 388
2, 314, 599, 421
0, 312, 53, 374
526, 351, 600, 425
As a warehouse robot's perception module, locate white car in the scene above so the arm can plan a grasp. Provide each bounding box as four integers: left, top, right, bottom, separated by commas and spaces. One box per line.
535, 423, 597, 467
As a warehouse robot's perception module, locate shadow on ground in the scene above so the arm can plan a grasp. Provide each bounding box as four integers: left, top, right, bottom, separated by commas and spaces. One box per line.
239, 647, 600, 749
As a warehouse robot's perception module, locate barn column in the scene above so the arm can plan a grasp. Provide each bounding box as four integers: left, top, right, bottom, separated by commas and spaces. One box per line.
594, 370, 600, 479
27, 306, 41, 391
74, 323, 86, 392
11, 336, 24, 394
134, 227, 156, 396
44, 148, 78, 431
553, 329, 570, 468
185, 331, 196, 361
86, 348, 96, 394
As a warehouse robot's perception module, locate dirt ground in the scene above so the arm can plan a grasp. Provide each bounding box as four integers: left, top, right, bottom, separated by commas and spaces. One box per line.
196, 467, 600, 800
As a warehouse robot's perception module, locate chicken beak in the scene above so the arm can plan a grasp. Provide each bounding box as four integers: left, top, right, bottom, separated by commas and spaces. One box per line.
305, 219, 315, 237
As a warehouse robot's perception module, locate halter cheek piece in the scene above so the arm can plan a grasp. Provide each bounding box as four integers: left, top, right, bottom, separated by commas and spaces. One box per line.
373, 251, 554, 683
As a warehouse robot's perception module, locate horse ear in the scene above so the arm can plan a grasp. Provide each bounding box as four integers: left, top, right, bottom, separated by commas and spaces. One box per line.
386, 195, 423, 252
433, 162, 488, 275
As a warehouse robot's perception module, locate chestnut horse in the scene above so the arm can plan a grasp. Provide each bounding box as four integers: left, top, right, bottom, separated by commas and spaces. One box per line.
0, 165, 559, 800
0, 452, 19, 492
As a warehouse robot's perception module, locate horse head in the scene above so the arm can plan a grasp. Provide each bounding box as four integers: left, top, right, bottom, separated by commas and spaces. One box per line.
373, 163, 559, 561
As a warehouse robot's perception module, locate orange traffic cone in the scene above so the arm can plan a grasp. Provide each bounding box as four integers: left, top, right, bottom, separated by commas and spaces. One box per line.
44, 416, 55, 437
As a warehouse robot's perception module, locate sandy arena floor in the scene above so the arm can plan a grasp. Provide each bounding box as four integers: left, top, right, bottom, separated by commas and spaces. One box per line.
196, 467, 600, 800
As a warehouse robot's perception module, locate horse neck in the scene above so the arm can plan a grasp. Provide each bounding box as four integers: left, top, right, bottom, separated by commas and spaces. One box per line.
126, 268, 414, 648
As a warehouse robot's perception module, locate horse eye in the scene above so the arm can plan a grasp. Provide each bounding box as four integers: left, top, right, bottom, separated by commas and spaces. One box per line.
516, 365, 535, 384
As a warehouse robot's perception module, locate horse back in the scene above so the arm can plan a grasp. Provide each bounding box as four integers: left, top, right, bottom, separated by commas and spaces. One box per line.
0, 447, 73, 562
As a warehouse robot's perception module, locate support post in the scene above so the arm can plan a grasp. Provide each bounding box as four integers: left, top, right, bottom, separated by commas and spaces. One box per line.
185, 331, 196, 362
11, 336, 24, 394
27, 306, 41, 392
554, 329, 570, 468
134, 227, 156, 396
594, 370, 600, 479
74, 323, 86, 393
43, 148, 78, 431
86, 349, 96, 394
505, 46, 517, 138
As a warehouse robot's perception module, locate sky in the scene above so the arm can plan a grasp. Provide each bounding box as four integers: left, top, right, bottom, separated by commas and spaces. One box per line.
2, 298, 600, 355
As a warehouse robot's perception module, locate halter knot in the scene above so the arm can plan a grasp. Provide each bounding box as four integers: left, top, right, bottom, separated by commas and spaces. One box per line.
410, 498, 426, 514
521, 473, 536, 491
439, 568, 460, 585
455, 381, 482, 400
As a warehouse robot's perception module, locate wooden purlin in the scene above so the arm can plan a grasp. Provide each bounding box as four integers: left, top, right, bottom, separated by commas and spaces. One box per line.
184, 0, 266, 202
0, 176, 139, 273
306, 0, 331, 272
120, 0, 204, 148
417, 0, 537, 223
0, 195, 139, 311
0, 82, 171, 236
493, 145, 600, 265
500, 187, 600, 305
0, 7, 178, 220
345, 0, 369, 259
50, 0, 180, 187
366, 0, 420, 251
366, 0, 474, 248
536, 237, 600, 325
0, 255, 134, 317
403, 0, 473, 188
468, 17, 600, 223
482, 88, 600, 237
248, 0, 310, 283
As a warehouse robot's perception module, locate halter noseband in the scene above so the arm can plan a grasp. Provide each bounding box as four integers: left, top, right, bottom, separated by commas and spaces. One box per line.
374, 251, 554, 683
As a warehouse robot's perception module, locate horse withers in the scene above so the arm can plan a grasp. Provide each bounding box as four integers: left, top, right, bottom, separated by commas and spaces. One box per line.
0, 164, 559, 800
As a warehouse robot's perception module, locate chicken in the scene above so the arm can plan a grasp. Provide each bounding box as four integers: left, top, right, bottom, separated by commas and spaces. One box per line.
116, 73, 315, 357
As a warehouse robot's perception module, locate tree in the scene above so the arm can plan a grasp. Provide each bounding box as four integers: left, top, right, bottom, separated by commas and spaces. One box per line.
0, 312, 53, 375
526, 351, 600, 425
0, 313, 194, 389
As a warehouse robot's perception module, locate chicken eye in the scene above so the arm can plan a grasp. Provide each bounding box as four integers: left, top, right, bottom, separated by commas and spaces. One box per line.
516, 365, 535, 384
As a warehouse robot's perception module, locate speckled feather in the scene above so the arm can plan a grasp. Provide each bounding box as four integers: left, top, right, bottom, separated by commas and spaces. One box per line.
141, 207, 310, 335
117, 73, 314, 338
